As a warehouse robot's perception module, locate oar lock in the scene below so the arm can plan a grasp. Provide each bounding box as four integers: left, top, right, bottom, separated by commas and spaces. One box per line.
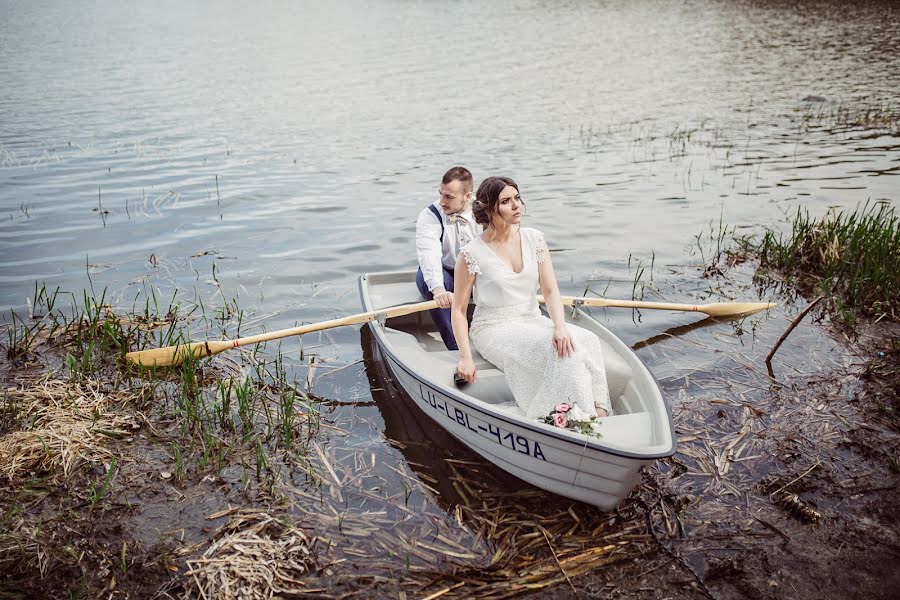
569, 297, 586, 318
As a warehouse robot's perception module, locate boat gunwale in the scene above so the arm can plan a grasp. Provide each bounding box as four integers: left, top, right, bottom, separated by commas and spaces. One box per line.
359, 272, 677, 460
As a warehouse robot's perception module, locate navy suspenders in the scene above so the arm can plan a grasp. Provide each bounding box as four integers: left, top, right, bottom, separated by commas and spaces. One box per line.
427, 203, 444, 243
427, 204, 453, 275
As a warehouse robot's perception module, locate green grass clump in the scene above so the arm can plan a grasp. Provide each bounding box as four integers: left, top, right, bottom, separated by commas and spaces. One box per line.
1, 283, 321, 488
757, 201, 900, 325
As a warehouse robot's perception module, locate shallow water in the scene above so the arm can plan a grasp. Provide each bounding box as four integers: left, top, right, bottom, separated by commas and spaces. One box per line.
1, 0, 898, 516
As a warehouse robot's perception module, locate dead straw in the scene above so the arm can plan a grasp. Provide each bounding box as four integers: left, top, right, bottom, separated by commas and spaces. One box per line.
0, 376, 139, 481
0, 518, 46, 578
183, 511, 321, 600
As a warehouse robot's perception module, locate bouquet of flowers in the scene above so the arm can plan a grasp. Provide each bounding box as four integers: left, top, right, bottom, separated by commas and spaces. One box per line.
541, 403, 603, 438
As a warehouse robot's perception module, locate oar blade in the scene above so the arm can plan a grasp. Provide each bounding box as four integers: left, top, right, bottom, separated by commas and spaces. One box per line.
702, 302, 777, 318
125, 341, 233, 367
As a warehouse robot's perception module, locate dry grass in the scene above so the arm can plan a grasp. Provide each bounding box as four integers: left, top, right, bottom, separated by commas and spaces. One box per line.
0, 518, 46, 578
0, 376, 140, 481
169, 459, 646, 600
181, 511, 322, 600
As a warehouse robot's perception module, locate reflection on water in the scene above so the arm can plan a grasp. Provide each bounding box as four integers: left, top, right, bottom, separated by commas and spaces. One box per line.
360, 325, 526, 511
350, 326, 652, 595
631, 316, 723, 351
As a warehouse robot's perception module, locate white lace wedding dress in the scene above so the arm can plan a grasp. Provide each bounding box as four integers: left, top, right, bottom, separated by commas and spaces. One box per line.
460, 227, 612, 420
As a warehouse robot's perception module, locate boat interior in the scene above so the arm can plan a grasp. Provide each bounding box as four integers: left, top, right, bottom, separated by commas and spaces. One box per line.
364, 272, 667, 450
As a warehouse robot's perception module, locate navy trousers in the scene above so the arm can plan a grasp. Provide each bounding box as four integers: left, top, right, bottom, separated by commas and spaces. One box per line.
415, 267, 457, 350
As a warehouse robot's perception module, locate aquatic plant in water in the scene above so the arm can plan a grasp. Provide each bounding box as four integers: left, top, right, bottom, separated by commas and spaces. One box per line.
756, 201, 900, 325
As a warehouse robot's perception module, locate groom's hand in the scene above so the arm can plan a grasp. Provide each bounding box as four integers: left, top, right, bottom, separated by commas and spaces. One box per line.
433, 288, 453, 309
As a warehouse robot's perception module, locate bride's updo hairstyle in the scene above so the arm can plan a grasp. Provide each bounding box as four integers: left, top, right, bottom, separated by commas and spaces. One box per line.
473, 176, 522, 227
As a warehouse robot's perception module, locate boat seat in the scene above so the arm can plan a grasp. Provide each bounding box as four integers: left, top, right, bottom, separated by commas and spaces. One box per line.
383, 329, 515, 404
592, 411, 654, 447
454, 368, 517, 406
486, 407, 654, 447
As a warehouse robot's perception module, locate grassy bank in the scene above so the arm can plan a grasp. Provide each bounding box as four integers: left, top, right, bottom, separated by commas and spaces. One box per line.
702, 200, 900, 422
2, 284, 321, 483
0, 284, 328, 597
711, 201, 899, 328
757, 201, 899, 326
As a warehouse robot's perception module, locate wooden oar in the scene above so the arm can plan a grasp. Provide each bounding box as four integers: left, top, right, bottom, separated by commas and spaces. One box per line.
125, 296, 775, 367
547, 296, 777, 318
125, 300, 437, 367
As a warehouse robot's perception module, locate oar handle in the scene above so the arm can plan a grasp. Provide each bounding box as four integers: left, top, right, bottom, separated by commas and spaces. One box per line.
230, 300, 439, 347
555, 296, 706, 312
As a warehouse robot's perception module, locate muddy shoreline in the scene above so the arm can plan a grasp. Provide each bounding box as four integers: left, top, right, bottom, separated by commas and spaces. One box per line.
1, 305, 898, 598
539, 321, 900, 600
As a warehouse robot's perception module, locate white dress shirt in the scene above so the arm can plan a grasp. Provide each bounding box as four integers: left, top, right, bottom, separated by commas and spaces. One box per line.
415, 201, 481, 293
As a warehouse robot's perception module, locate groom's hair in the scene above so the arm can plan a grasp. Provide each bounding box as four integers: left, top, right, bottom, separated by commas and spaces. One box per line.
442, 166, 473, 193
473, 176, 520, 227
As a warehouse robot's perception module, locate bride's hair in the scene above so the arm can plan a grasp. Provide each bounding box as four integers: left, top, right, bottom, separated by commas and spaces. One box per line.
473, 176, 522, 226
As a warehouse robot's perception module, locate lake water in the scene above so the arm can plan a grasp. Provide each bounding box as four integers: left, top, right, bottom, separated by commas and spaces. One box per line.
1, 0, 898, 518
3, 0, 898, 318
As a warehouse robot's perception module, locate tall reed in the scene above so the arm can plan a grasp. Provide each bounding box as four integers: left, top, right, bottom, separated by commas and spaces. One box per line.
757, 201, 900, 325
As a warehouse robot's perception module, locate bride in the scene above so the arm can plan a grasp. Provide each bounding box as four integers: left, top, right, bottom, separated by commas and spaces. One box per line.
451, 176, 612, 421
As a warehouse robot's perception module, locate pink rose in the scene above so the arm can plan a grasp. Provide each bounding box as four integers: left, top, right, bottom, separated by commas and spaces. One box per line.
553, 412, 568, 428
555, 403, 571, 414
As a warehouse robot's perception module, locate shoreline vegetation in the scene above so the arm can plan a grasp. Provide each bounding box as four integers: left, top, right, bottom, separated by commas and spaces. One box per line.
704, 200, 899, 324
755, 201, 898, 327
1, 203, 899, 598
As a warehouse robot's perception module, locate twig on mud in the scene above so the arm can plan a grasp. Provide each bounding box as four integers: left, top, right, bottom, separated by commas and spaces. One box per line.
637, 557, 677, 577
766, 295, 825, 368
769, 461, 821, 497
775, 492, 822, 523
422, 582, 466, 600
753, 516, 790, 541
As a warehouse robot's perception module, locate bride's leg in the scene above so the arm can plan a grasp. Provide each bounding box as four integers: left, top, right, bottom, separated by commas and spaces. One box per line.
505, 319, 598, 420
571, 326, 613, 417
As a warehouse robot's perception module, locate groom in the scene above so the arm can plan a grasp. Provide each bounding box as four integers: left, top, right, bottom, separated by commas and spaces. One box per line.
415, 166, 480, 350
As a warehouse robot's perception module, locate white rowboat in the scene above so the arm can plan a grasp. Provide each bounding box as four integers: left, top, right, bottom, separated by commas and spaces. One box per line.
359, 271, 676, 510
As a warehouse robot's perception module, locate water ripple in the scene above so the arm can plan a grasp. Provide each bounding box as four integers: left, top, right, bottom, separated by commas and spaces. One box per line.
0, 0, 898, 314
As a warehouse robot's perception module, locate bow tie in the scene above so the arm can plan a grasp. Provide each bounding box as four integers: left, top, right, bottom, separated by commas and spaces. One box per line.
449, 213, 468, 225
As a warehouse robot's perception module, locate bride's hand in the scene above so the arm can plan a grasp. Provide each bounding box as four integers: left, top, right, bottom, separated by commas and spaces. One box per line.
456, 357, 477, 384
553, 325, 575, 358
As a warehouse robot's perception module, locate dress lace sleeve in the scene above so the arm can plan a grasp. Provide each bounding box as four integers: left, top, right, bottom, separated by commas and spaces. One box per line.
534, 230, 547, 264
461, 247, 481, 275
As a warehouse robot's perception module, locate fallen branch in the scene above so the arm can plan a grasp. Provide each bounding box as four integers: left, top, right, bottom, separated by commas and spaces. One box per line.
766, 295, 825, 367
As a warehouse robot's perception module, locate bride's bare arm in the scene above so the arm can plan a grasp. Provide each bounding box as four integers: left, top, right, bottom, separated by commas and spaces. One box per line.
536, 238, 574, 359
537, 236, 607, 416
451, 253, 478, 382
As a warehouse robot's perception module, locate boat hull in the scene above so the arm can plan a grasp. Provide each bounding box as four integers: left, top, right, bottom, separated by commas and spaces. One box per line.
381, 348, 648, 509
360, 271, 675, 510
